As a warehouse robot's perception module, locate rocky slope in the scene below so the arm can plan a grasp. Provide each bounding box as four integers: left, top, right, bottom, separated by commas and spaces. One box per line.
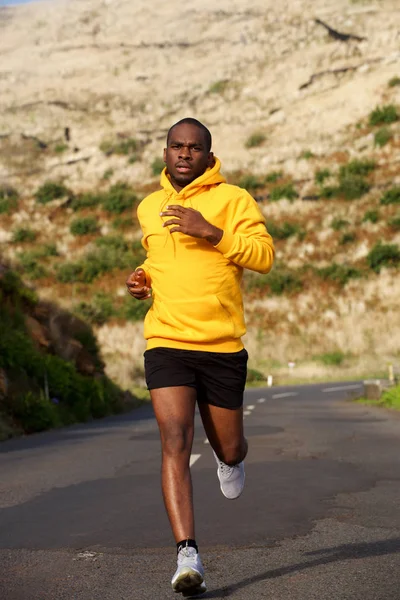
0, 0, 400, 386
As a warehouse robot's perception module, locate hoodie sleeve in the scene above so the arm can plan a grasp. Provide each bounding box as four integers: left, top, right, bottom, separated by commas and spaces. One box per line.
213, 189, 274, 274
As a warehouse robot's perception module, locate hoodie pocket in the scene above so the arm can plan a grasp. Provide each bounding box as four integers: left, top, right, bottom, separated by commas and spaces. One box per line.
146, 294, 237, 343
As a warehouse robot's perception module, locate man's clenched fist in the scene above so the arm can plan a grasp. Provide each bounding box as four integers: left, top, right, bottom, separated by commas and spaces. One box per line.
126, 268, 151, 300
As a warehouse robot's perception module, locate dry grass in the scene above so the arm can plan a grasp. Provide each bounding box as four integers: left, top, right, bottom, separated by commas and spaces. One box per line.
1, 0, 400, 391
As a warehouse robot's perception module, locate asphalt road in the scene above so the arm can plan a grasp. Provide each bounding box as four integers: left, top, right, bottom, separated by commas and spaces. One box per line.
1, 380, 400, 600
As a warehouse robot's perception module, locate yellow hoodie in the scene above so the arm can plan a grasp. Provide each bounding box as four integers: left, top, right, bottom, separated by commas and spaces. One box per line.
136, 157, 274, 352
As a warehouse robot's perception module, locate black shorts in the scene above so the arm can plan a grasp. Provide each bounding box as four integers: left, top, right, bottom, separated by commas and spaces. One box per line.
144, 347, 248, 410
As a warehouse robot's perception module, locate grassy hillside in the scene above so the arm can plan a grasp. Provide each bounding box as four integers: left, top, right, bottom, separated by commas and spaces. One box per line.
0, 266, 139, 439
0, 0, 399, 393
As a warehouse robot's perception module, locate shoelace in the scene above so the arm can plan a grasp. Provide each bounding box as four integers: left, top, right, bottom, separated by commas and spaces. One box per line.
218, 461, 237, 477
178, 546, 197, 563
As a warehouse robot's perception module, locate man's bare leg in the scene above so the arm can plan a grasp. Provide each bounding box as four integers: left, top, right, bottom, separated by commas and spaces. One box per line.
151, 386, 205, 595
198, 402, 248, 465
150, 386, 197, 542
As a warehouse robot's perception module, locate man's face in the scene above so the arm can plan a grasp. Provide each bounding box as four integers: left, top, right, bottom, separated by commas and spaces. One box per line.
163, 123, 213, 192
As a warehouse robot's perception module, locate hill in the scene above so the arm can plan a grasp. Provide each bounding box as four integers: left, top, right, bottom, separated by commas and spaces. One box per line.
0, 266, 137, 439
0, 0, 400, 390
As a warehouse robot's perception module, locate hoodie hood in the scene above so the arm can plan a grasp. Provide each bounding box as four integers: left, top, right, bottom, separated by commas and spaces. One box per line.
160, 156, 226, 200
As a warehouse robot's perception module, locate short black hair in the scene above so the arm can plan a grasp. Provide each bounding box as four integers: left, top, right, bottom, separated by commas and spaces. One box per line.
167, 118, 212, 152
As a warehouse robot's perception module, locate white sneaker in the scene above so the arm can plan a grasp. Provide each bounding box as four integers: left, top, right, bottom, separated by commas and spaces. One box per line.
213, 451, 245, 499
171, 546, 206, 596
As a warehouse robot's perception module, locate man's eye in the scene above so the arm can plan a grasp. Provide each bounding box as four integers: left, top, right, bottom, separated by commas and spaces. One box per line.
193, 146, 202, 151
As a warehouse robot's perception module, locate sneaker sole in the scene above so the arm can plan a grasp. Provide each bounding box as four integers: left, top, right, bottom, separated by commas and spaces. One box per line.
172, 567, 204, 594
182, 581, 207, 598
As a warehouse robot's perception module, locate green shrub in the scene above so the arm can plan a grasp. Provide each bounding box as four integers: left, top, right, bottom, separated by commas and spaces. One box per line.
379, 385, 400, 409
246, 368, 266, 383
338, 175, 370, 200
102, 168, 114, 181
70, 216, 98, 236
322, 161, 374, 202
20, 244, 58, 260
54, 143, 68, 154
239, 174, 264, 191
131, 239, 147, 262
56, 239, 137, 284
56, 262, 83, 283
71, 192, 103, 211
0, 186, 19, 214
369, 104, 398, 126
320, 185, 338, 199
339, 159, 376, 178
12, 228, 37, 243
100, 137, 138, 157
318, 263, 362, 286
388, 76, 400, 88
315, 168, 331, 185
151, 157, 165, 176
367, 242, 400, 273
380, 187, 400, 205
331, 217, 349, 231
269, 183, 298, 202
119, 295, 151, 321
94, 235, 129, 251
75, 292, 115, 325
388, 215, 400, 231
315, 351, 345, 366
40, 243, 59, 257
265, 171, 283, 183
0, 270, 38, 306
101, 182, 137, 214
267, 270, 303, 295
112, 216, 135, 230
0, 270, 124, 431
35, 181, 70, 204
374, 127, 393, 147
12, 391, 60, 433
209, 80, 229, 94
267, 221, 302, 240
17, 251, 48, 280
245, 133, 266, 148
363, 209, 379, 224
0, 185, 19, 201
247, 269, 303, 295
299, 150, 314, 160
339, 232, 356, 245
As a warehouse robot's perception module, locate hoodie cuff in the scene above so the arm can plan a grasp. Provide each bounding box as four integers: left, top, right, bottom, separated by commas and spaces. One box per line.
214, 230, 235, 255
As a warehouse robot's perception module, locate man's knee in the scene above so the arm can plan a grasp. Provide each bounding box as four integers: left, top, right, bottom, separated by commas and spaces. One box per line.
216, 439, 247, 466
160, 424, 193, 457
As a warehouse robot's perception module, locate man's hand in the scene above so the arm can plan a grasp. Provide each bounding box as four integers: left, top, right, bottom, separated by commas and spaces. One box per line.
160, 205, 223, 246
126, 268, 151, 300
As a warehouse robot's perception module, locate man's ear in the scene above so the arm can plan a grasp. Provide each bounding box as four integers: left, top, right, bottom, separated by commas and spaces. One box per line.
207, 152, 215, 167
163, 148, 167, 162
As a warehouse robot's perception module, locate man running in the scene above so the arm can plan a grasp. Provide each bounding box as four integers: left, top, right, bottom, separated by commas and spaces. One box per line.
126, 118, 274, 597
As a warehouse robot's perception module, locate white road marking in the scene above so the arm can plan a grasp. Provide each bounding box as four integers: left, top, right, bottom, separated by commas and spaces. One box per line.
190, 454, 201, 467
272, 392, 298, 399
323, 384, 362, 392
247, 405, 255, 410
257, 398, 266, 403
204, 439, 209, 445
244, 410, 251, 416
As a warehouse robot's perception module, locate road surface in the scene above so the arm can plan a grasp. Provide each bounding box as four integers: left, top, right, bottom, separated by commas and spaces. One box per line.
1, 381, 400, 599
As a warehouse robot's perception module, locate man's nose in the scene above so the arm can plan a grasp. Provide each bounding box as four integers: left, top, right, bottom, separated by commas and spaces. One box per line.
178, 145, 191, 159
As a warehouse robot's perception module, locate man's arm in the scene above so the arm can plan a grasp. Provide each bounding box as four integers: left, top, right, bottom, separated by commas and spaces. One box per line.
161, 191, 274, 274
213, 193, 274, 274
